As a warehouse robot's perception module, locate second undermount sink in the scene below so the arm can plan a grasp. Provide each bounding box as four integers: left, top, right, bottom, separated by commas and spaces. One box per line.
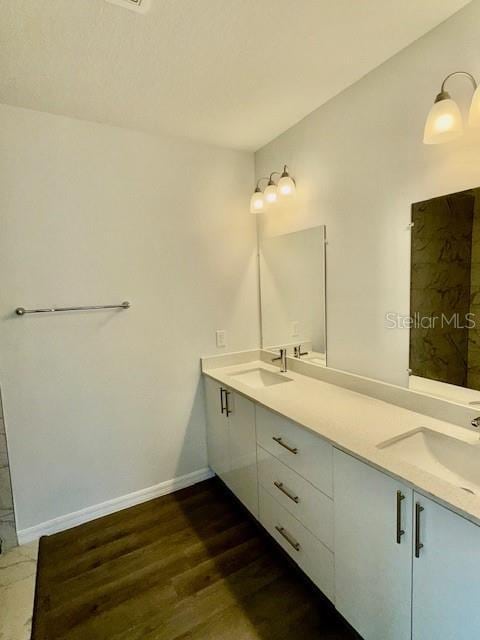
378, 428, 480, 495
228, 367, 293, 389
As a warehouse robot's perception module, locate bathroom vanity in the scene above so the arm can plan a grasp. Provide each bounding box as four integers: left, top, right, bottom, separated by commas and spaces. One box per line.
202, 352, 480, 640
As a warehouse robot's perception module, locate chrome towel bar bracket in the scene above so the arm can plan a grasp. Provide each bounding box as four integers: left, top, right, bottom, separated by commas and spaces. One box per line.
15, 301, 131, 316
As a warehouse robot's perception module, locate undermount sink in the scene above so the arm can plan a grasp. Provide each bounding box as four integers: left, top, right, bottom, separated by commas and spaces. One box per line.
378, 428, 480, 495
228, 367, 293, 389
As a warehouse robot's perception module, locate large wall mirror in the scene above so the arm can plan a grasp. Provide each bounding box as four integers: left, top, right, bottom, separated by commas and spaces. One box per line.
258, 225, 327, 366
409, 187, 480, 403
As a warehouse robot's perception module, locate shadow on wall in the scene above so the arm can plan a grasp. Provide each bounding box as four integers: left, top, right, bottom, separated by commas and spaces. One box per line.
173, 373, 210, 481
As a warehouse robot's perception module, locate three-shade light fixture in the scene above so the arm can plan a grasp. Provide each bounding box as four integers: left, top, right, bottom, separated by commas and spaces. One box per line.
250, 165, 296, 213
424, 71, 480, 144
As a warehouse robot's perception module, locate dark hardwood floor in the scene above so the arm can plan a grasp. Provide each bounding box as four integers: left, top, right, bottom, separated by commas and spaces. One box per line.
32, 478, 360, 639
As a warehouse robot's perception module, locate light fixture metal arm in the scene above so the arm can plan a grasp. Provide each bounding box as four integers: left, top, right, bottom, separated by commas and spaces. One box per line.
440, 71, 478, 95
268, 171, 282, 181
256, 167, 294, 189
255, 176, 269, 190
266, 171, 282, 187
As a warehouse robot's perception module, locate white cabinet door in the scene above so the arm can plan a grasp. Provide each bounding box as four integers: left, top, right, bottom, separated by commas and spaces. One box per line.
412, 493, 480, 640
204, 376, 229, 480
225, 391, 258, 517
334, 450, 413, 640
204, 378, 258, 516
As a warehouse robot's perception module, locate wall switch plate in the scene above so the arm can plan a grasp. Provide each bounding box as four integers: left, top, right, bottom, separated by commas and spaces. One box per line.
105, 0, 151, 14
216, 330, 227, 348
291, 321, 300, 337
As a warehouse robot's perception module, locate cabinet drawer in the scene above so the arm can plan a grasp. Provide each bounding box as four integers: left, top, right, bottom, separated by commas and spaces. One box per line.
256, 405, 333, 496
259, 486, 334, 603
257, 445, 333, 550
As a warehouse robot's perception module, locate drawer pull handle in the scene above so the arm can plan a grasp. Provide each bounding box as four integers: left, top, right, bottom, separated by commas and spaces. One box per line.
274, 481, 300, 504
272, 436, 298, 455
275, 526, 301, 551
396, 491, 405, 544
415, 502, 424, 558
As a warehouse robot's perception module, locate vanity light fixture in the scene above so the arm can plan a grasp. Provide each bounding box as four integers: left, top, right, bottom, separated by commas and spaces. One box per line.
250, 178, 268, 213
249, 166, 296, 213
424, 71, 480, 144
277, 165, 296, 197
264, 173, 280, 206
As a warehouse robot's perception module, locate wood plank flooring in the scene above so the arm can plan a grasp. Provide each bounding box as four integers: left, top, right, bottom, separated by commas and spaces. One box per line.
31, 478, 360, 640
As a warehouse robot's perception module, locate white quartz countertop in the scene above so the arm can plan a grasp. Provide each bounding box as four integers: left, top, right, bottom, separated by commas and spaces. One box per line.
202, 358, 480, 527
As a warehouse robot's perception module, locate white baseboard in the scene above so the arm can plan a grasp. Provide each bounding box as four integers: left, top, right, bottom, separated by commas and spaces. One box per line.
17, 467, 214, 545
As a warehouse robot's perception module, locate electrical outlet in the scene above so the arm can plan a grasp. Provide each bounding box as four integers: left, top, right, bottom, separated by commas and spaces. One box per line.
291, 321, 300, 337
216, 330, 227, 348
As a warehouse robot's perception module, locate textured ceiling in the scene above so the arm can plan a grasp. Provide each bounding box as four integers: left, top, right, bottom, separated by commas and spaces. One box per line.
0, 0, 471, 150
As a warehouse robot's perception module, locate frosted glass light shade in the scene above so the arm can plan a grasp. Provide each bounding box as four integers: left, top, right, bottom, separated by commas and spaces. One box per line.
423, 97, 463, 144
264, 184, 278, 205
469, 86, 480, 127
250, 190, 265, 213
278, 175, 296, 197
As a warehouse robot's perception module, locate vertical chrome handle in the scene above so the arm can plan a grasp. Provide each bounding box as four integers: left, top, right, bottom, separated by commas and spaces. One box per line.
415, 502, 424, 558
272, 437, 298, 455
275, 526, 301, 551
225, 390, 232, 416
219, 388, 227, 415
396, 491, 405, 544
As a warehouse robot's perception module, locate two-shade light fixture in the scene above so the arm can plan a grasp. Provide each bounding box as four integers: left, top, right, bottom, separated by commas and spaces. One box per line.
250, 165, 296, 213
424, 71, 480, 144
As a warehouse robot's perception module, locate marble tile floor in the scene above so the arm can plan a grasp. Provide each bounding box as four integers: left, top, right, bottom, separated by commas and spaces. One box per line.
0, 542, 38, 640
0, 420, 18, 553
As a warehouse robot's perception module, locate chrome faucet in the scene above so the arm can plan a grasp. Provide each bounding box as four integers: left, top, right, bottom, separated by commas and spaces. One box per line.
294, 344, 308, 359
272, 348, 287, 373
471, 417, 480, 429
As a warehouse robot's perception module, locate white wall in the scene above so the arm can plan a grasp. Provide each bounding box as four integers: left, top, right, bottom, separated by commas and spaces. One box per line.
255, 0, 480, 386
0, 104, 259, 530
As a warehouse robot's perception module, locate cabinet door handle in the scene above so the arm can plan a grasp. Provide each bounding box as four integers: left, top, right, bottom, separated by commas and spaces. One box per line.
415, 502, 424, 558
275, 526, 301, 551
219, 388, 226, 415
274, 481, 300, 504
225, 390, 232, 416
396, 491, 405, 544
272, 436, 298, 455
